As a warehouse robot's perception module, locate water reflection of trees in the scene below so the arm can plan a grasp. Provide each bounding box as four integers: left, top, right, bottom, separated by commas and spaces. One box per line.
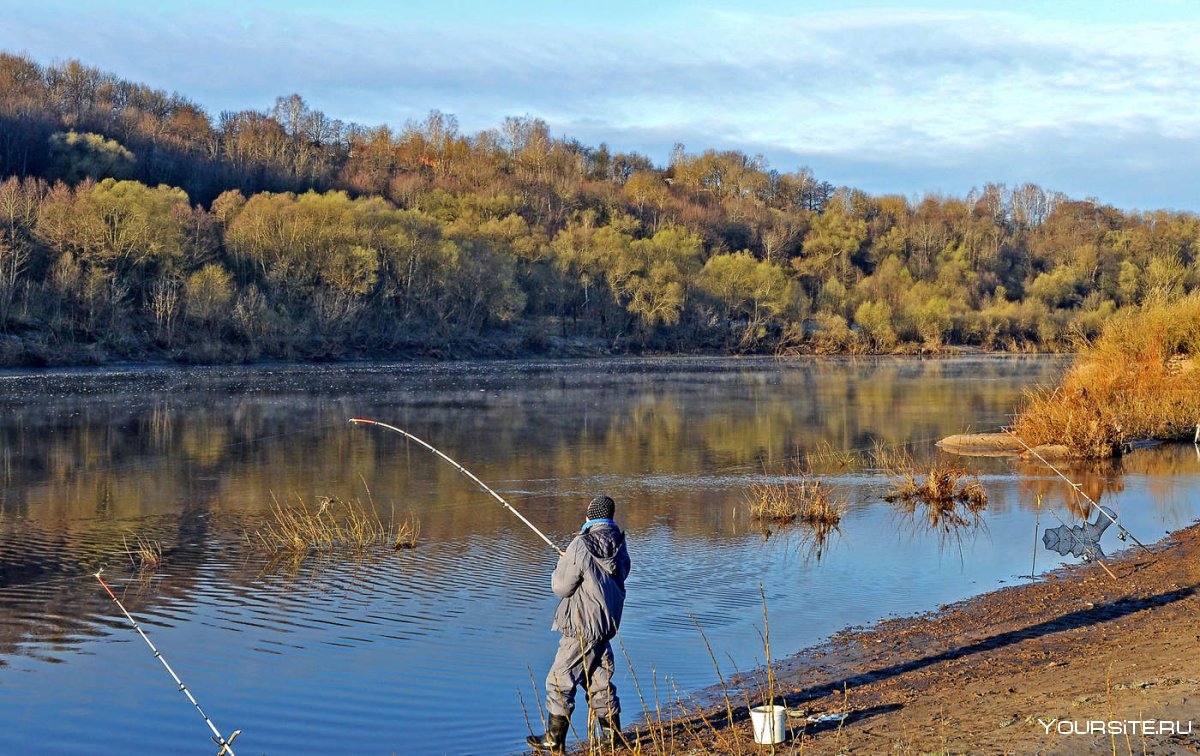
0, 356, 1085, 661
1013, 444, 1200, 520
1, 358, 1058, 519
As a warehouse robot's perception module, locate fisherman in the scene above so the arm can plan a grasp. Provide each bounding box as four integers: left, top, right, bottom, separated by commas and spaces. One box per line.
527, 495, 632, 752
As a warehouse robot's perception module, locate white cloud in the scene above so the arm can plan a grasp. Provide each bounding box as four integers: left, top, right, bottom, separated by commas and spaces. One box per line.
1, 2, 1198, 208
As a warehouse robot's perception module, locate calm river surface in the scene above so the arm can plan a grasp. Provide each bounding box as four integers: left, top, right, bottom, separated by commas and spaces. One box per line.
1, 356, 1198, 754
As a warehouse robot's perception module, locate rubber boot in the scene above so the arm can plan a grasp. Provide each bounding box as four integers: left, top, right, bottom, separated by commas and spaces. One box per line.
597, 714, 628, 749
527, 713, 570, 752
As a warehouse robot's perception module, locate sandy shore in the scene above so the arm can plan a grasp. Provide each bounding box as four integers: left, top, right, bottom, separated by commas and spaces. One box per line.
660, 520, 1200, 754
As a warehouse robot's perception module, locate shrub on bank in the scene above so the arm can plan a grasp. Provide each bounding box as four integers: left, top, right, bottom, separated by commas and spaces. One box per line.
1013, 292, 1200, 457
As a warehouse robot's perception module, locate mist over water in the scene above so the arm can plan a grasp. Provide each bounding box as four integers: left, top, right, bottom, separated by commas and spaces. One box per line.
1, 356, 1197, 754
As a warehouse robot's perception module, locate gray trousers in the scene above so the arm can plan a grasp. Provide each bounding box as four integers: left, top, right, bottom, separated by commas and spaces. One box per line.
544, 634, 620, 719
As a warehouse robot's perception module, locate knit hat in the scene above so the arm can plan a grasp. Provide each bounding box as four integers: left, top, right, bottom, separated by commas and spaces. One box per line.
586, 495, 615, 521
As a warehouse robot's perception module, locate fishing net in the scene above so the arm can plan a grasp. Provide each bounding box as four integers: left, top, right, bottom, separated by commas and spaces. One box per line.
1042, 506, 1116, 560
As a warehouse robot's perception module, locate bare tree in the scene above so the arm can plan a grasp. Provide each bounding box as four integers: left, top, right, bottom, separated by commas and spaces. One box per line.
147, 275, 180, 345
0, 237, 29, 328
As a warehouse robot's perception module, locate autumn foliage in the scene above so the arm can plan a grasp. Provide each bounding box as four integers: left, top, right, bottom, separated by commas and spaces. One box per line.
1013, 293, 1200, 458
1, 53, 1198, 364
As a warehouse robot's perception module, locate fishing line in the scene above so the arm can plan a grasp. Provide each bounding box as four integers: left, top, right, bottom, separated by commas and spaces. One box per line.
349, 418, 565, 556
0, 546, 148, 592
715, 433, 951, 476
0, 572, 93, 592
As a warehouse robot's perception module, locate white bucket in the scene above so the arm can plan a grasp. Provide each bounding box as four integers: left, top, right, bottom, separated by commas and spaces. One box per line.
749, 704, 787, 744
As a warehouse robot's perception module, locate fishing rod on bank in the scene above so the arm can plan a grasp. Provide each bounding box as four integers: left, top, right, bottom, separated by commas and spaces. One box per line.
93, 570, 241, 756
1001, 427, 1154, 557
947, 433, 1113, 580
349, 418, 565, 557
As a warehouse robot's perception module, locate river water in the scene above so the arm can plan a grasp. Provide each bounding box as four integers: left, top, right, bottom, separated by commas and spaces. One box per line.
1, 356, 1197, 754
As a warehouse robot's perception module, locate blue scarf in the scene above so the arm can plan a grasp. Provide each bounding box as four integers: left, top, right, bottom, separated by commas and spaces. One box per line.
581, 517, 617, 533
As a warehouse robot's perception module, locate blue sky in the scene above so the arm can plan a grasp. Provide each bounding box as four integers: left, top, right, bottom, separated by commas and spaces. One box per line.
2, 0, 1198, 210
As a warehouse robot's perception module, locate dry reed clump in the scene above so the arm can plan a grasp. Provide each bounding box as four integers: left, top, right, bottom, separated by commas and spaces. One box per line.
883, 456, 988, 533
749, 470, 847, 563
122, 534, 164, 568
393, 516, 420, 550
249, 494, 420, 556
748, 476, 846, 529
803, 439, 866, 474
1013, 292, 1200, 458
870, 439, 913, 472
797, 492, 846, 530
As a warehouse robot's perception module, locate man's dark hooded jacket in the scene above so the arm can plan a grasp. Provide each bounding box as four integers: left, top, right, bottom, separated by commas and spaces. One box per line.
551, 522, 631, 642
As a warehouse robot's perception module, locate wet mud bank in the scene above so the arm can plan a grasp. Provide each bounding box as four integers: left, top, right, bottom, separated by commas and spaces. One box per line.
683, 521, 1200, 754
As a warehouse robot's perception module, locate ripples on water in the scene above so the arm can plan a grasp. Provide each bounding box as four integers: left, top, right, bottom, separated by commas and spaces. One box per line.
1, 356, 1198, 754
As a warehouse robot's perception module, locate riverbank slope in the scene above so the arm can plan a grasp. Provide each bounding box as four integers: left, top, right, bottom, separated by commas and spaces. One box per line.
680, 519, 1200, 754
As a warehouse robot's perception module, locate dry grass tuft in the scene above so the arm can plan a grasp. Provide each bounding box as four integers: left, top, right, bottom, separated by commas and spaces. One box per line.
749, 466, 847, 563
249, 494, 420, 556
798, 491, 846, 532
1013, 292, 1200, 458
749, 476, 845, 528
803, 439, 864, 473
393, 515, 420, 550
883, 455, 988, 533
871, 439, 913, 472
122, 534, 164, 568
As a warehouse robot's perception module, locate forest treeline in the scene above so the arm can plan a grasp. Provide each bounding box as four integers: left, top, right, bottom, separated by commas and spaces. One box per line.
1, 52, 1198, 365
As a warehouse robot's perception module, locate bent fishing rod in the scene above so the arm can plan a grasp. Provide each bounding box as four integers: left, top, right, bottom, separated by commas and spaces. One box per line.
349, 418, 565, 556
94, 570, 241, 756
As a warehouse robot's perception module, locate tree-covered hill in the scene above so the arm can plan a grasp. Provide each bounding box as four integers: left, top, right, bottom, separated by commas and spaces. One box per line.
0, 52, 1196, 365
